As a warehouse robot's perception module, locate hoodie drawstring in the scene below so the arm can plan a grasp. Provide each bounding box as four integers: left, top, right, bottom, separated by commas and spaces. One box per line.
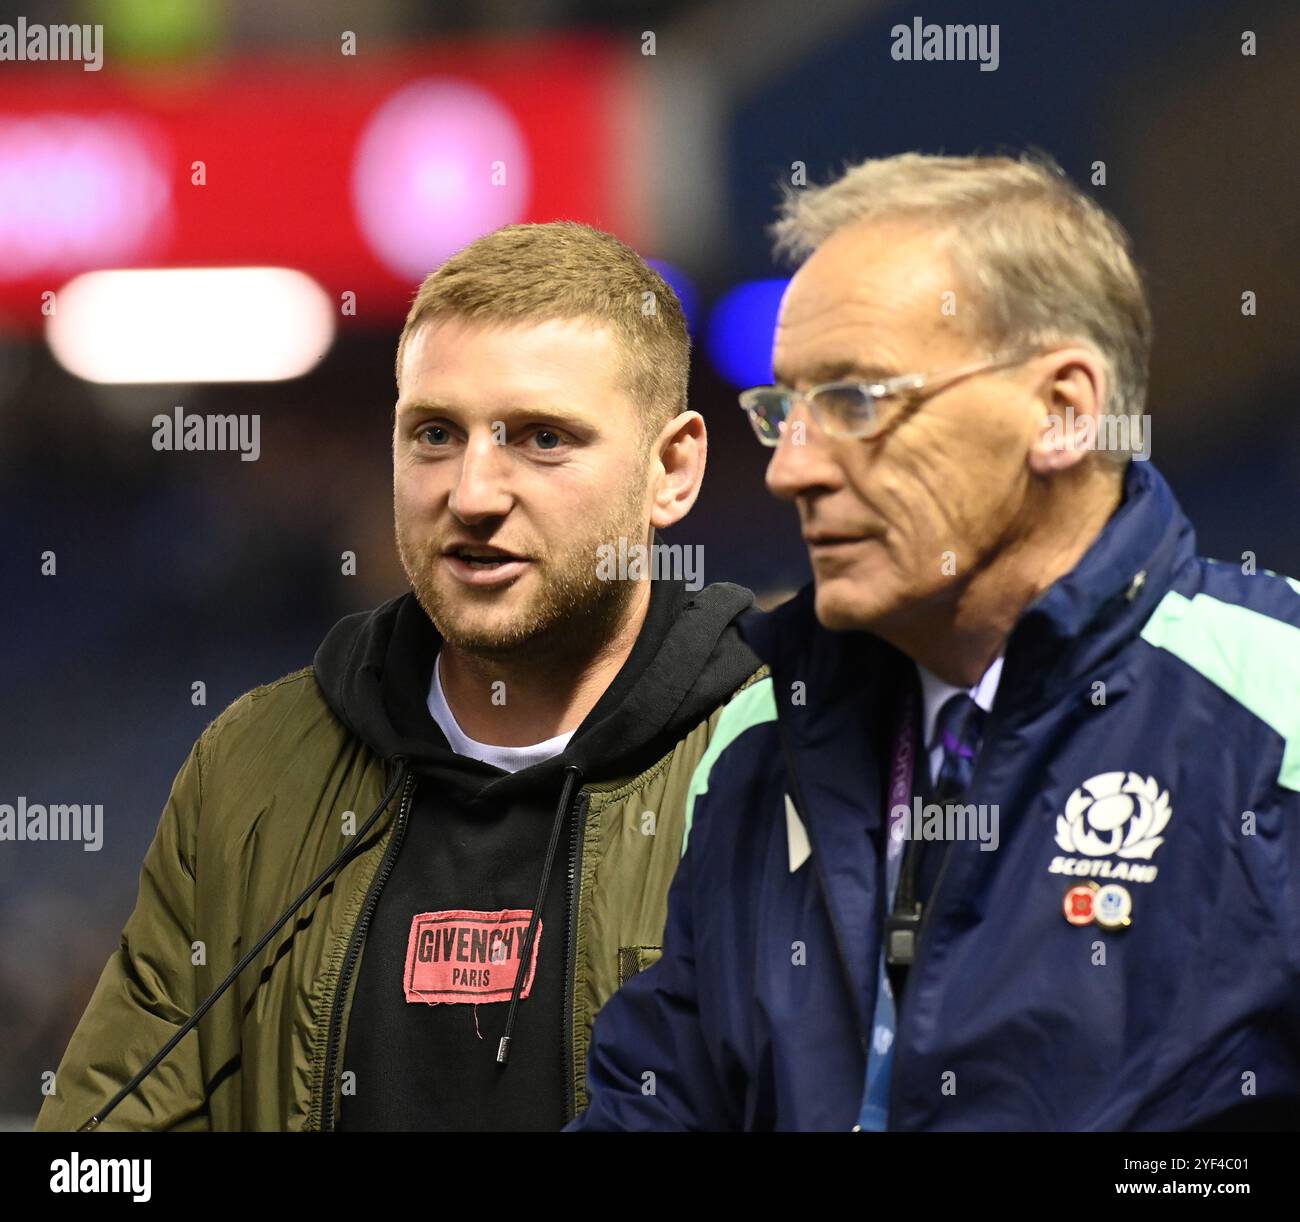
79, 756, 411, 1131
496, 763, 583, 1066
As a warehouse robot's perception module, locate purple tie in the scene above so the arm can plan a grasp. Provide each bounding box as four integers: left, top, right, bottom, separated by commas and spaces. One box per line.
932, 693, 986, 800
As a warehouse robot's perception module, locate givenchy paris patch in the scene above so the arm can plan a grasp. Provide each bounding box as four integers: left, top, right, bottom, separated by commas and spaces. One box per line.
403, 908, 540, 1004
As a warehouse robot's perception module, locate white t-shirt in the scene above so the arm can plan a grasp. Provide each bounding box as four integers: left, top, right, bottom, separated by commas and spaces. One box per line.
426, 653, 574, 774
914, 655, 1003, 786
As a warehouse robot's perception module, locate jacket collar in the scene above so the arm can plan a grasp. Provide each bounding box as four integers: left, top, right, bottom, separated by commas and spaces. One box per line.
996, 460, 1196, 716
740, 588, 900, 1033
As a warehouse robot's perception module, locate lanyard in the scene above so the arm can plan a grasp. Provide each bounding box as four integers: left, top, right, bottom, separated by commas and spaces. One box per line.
883, 681, 919, 900
855, 679, 920, 1131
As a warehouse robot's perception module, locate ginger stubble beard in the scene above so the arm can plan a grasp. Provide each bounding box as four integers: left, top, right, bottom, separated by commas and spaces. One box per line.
396, 472, 651, 673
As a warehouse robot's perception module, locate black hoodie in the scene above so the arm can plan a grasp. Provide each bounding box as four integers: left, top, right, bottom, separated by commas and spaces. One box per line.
311, 578, 759, 1130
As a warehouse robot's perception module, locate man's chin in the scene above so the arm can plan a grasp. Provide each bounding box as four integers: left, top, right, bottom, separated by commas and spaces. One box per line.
812, 571, 898, 633
419, 585, 541, 655
413, 566, 631, 658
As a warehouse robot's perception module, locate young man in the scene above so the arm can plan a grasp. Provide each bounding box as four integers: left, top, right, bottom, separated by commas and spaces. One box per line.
36, 222, 763, 1131
572, 154, 1300, 1131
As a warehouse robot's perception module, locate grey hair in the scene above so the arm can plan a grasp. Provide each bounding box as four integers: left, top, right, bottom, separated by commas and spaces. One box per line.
771, 152, 1152, 465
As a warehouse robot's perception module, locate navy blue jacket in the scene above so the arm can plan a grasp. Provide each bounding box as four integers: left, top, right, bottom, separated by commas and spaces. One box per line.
571, 462, 1300, 1130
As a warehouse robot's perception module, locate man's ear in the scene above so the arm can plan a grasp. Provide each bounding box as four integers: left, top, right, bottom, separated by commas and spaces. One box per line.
649, 411, 707, 530
1027, 347, 1108, 476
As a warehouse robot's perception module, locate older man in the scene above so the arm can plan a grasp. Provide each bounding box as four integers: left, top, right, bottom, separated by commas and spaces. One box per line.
572, 153, 1300, 1131
36, 222, 763, 1131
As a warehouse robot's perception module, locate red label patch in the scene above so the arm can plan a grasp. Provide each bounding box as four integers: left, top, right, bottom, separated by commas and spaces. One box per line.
403, 909, 541, 1004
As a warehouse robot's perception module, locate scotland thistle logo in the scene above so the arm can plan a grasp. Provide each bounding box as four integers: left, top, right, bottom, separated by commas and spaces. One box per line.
1055, 772, 1172, 860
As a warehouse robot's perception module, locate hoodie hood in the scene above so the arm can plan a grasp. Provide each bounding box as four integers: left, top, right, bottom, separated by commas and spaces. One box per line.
313, 579, 761, 805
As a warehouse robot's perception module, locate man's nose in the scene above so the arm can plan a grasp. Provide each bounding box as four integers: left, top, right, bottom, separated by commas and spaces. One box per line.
764, 400, 842, 502
448, 433, 514, 522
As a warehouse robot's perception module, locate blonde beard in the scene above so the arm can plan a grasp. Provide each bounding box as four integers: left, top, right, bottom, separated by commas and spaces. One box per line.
395, 483, 649, 659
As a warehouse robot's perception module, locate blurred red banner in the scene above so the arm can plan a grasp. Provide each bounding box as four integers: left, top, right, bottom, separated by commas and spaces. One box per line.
0, 37, 636, 330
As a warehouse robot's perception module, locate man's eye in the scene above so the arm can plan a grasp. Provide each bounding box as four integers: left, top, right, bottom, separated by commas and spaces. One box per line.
532, 430, 563, 450
420, 425, 451, 446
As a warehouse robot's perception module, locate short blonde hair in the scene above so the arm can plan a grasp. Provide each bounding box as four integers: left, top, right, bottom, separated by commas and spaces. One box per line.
772, 152, 1152, 464
396, 221, 689, 441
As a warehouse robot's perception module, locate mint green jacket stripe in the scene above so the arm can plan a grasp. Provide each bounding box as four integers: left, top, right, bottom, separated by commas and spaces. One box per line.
682, 676, 778, 854
1140, 589, 1300, 791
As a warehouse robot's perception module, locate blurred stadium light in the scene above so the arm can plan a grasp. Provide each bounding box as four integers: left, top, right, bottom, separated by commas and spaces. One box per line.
0, 114, 172, 279
705, 277, 788, 388
47, 267, 334, 383
351, 78, 532, 278
645, 258, 700, 334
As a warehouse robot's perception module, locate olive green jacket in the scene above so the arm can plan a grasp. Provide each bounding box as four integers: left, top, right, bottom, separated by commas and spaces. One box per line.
36, 596, 764, 1131
38, 564, 769, 1133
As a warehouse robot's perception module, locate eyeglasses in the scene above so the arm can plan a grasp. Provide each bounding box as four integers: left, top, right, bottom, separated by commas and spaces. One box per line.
738, 349, 1041, 446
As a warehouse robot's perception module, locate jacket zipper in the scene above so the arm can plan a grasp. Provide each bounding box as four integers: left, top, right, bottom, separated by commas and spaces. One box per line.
560, 791, 588, 1124
319, 767, 416, 1131
884, 830, 956, 1129
886, 711, 1005, 1130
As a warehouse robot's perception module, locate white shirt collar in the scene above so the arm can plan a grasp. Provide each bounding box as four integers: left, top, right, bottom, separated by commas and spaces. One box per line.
915, 654, 1004, 752
427, 653, 573, 773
